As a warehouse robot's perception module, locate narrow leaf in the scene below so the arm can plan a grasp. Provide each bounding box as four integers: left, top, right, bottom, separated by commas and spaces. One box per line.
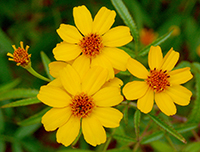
0, 78, 20, 92
148, 114, 186, 143
134, 109, 141, 140
113, 134, 136, 144
0, 89, 39, 101
138, 30, 173, 56
111, 0, 139, 45
40, 51, 54, 81
184, 142, 200, 152
17, 107, 51, 126
1, 97, 41, 108
188, 62, 200, 123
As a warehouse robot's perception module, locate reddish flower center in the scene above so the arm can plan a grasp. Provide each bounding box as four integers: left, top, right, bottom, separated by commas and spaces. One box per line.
70, 93, 95, 118
146, 68, 170, 93
78, 33, 104, 58
13, 47, 31, 66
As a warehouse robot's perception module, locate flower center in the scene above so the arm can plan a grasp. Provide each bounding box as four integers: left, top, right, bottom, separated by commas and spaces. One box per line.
13, 47, 30, 65
146, 68, 170, 93
70, 93, 95, 118
78, 33, 104, 58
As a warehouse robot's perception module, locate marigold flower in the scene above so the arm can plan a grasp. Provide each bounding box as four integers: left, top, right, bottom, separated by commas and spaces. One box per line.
123, 46, 193, 116
53, 5, 133, 79
37, 63, 123, 147
140, 28, 157, 46
7, 41, 31, 68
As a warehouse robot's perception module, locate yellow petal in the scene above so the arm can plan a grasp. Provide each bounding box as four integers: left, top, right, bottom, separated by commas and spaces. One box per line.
102, 26, 133, 47
53, 42, 81, 62
73, 5, 92, 35
93, 87, 123, 106
91, 54, 114, 80
168, 67, 193, 85
42, 107, 71, 131
72, 55, 90, 80
37, 86, 71, 107
47, 77, 62, 88
82, 114, 106, 146
102, 47, 130, 71
123, 81, 149, 100
102, 77, 123, 88
148, 46, 163, 70
93, 7, 116, 35
127, 58, 149, 79
165, 85, 192, 106
160, 48, 179, 71
49, 61, 67, 78
56, 116, 80, 147
82, 66, 108, 96
155, 92, 177, 116
137, 87, 154, 114
60, 64, 81, 96
57, 24, 83, 43
92, 107, 123, 128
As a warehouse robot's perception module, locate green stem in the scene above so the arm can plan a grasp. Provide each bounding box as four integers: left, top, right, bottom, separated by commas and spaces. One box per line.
26, 66, 51, 82
102, 128, 116, 152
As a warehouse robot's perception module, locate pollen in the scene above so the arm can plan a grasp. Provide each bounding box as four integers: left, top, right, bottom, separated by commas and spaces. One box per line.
78, 33, 104, 58
70, 92, 95, 118
7, 41, 31, 67
146, 68, 170, 93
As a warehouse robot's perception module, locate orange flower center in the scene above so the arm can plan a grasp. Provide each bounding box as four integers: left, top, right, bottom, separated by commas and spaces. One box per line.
13, 47, 31, 66
78, 33, 104, 58
70, 93, 95, 118
146, 68, 170, 93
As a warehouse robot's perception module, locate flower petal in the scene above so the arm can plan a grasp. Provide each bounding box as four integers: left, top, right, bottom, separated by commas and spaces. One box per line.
137, 87, 154, 114
155, 92, 177, 116
93, 7, 116, 35
82, 114, 106, 146
42, 107, 71, 131
102, 26, 133, 47
102, 77, 123, 88
56, 116, 80, 147
82, 66, 108, 96
93, 87, 123, 106
123, 81, 149, 100
160, 48, 179, 71
60, 64, 81, 96
165, 85, 192, 106
47, 77, 62, 88
148, 46, 163, 70
91, 54, 114, 80
73, 5, 92, 35
168, 67, 193, 85
49, 61, 67, 78
37, 86, 71, 107
53, 42, 81, 62
72, 55, 90, 80
93, 107, 123, 128
127, 58, 149, 79
102, 47, 130, 71
57, 24, 83, 43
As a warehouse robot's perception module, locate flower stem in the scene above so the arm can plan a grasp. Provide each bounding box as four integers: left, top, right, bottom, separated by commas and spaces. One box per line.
26, 66, 51, 82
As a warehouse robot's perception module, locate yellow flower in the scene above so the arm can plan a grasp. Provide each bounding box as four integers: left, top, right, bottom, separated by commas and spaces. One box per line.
123, 46, 193, 116
7, 41, 31, 68
53, 5, 133, 79
37, 62, 123, 147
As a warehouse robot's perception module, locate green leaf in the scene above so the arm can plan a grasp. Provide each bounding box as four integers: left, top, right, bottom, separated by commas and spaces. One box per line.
18, 107, 51, 126
148, 114, 186, 143
134, 109, 141, 140
1, 97, 41, 108
151, 140, 175, 152
113, 134, 136, 144
183, 142, 200, 152
188, 62, 200, 123
138, 30, 173, 56
106, 149, 132, 152
12, 141, 23, 152
111, 0, 139, 45
57, 150, 93, 152
0, 28, 13, 54
0, 78, 21, 92
0, 88, 39, 101
40, 51, 54, 81
119, 46, 136, 58
0, 139, 6, 152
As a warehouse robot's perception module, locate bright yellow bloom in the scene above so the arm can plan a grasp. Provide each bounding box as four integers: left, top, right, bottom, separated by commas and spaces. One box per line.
7, 41, 31, 68
123, 46, 193, 116
37, 62, 123, 147
53, 5, 133, 79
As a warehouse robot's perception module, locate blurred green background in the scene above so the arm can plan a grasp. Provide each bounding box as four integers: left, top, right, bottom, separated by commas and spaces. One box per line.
0, 0, 199, 151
